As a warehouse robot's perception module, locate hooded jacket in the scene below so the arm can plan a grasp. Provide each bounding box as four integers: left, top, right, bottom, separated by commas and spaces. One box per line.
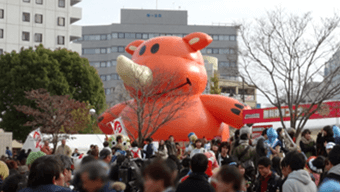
321, 163, 340, 184
282, 169, 317, 192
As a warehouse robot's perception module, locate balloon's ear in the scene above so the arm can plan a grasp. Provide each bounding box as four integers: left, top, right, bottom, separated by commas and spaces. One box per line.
125, 40, 145, 55
183, 32, 213, 51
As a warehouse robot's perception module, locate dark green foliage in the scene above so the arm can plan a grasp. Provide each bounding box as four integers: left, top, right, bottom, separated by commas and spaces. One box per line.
0, 45, 105, 141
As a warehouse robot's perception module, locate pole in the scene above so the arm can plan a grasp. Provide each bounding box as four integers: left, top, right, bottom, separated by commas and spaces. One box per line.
242, 76, 245, 103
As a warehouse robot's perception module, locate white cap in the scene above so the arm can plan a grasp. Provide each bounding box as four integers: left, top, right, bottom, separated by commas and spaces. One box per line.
326, 142, 336, 150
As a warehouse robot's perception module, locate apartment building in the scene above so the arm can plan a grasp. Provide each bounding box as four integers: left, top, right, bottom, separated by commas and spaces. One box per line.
0, 0, 82, 55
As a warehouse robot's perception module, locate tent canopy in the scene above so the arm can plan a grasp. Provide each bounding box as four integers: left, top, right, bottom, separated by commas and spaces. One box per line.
12, 140, 23, 148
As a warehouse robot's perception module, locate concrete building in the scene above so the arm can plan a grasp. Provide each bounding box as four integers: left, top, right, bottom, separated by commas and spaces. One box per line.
0, 0, 82, 55
219, 79, 257, 108
324, 48, 340, 100
79, 9, 241, 105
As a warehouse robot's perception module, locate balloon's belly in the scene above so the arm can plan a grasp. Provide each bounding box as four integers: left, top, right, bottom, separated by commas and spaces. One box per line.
122, 98, 223, 141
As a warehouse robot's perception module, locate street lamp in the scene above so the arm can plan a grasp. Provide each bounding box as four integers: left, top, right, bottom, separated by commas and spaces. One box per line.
89, 109, 96, 116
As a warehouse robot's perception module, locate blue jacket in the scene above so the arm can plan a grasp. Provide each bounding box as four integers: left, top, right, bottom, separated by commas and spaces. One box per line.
19, 184, 72, 192
6, 149, 12, 157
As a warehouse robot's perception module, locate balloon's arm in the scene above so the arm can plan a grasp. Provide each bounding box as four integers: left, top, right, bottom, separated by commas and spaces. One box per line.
200, 95, 249, 129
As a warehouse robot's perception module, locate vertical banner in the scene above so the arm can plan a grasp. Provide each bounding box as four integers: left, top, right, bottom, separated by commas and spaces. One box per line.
108, 117, 128, 136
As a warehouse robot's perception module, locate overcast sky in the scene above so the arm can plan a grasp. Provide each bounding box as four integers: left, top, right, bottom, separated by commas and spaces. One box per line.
76, 0, 340, 106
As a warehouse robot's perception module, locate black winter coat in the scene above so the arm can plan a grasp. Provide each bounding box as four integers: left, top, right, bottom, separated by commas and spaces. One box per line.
176, 172, 215, 192
254, 172, 282, 192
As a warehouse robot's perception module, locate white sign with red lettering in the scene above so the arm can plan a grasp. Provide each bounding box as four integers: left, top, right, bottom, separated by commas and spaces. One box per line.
108, 117, 128, 136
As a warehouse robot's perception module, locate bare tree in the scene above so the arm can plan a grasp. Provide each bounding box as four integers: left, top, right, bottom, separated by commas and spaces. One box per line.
106, 69, 194, 146
238, 8, 340, 140
15, 88, 89, 153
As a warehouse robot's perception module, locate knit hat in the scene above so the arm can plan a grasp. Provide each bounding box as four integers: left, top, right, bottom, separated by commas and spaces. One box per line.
240, 126, 252, 136
326, 142, 336, 150
0, 161, 9, 179
306, 156, 325, 174
26, 151, 46, 165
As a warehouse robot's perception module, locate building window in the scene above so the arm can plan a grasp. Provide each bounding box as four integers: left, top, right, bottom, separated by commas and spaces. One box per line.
34, 33, 42, 42
118, 46, 125, 53
213, 48, 219, 54
35, 14, 43, 23
107, 61, 111, 67
118, 33, 124, 39
230, 35, 236, 41
107, 34, 111, 40
111, 33, 118, 38
100, 48, 106, 54
58, 0, 65, 7
0, 9, 4, 19
36, 0, 43, 4
22, 32, 30, 41
57, 17, 65, 26
142, 33, 148, 39
100, 62, 106, 68
112, 60, 117, 66
212, 35, 219, 41
57, 36, 64, 45
111, 47, 118, 53
23, 0, 30, 2
22, 12, 30, 22
0, 49, 3, 55
125, 33, 135, 39
100, 34, 106, 40
136, 33, 142, 39
100, 75, 106, 81
0, 29, 3, 38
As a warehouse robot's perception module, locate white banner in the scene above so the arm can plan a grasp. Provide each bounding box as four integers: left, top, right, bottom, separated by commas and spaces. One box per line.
108, 117, 128, 136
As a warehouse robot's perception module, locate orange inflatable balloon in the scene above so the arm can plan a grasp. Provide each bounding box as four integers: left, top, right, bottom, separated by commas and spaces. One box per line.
98, 32, 250, 141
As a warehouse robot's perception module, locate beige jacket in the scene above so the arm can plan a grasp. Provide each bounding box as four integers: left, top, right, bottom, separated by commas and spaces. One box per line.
55, 144, 72, 157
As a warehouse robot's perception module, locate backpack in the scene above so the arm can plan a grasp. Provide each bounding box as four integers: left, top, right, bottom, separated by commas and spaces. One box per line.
131, 149, 140, 158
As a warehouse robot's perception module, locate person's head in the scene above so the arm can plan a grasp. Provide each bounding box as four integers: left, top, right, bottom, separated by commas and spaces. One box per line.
236, 162, 245, 176
165, 158, 178, 184
74, 148, 78, 153
287, 128, 295, 139
116, 135, 123, 143
99, 149, 112, 164
181, 157, 190, 169
175, 142, 181, 149
131, 141, 138, 148
145, 138, 152, 144
55, 155, 73, 186
272, 156, 282, 176
261, 129, 268, 139
219, 142, 230, 154
234, 130, 240, 139
159, 139, 165, 145
325, 158, 332, 171
276, 128, 283, 136
257, 156, 272, 177
79, 161, 109, 192
27, 155, 63, 188
90, 144, 94, 149
211, 143, 219, 152
306, 156, 326, 174
281, 158, 289, 178
26, 151, 46, 169
326, 142, 336, 154
191, 153, 208, 173
81, 155, 96, 165
1, 173, 26, 192
283, 150, 306, 174
169, 135, 174, 142
6, 146, 9, 150
301, 129, 312, 140
323, 125, 334, 137
61, 139, 66, 146
328, 145, 340, 166
103, 141, 109, 148
195, 139, 202, 148
143, 160, 173, 192
216, 165, 242, 192
90, 149, 99, 159
44, 140, 49, 146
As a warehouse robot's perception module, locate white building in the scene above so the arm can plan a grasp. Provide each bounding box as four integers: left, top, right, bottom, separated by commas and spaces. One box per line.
0, 0, 82, 55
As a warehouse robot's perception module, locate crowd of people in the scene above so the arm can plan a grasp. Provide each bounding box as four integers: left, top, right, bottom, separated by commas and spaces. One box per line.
1, 125, 340, 192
